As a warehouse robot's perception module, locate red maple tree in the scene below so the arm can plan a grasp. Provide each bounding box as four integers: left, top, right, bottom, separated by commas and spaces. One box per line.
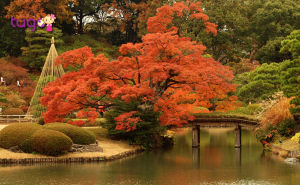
41, 2, 237, 129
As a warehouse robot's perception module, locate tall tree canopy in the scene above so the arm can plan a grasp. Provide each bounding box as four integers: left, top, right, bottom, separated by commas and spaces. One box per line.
251, 0, 300, 64
5, 0, 75, 24
21, 27, 63, 70
41, 2, 237, 129
237, 63, 281, 102
280, 30, 300, 114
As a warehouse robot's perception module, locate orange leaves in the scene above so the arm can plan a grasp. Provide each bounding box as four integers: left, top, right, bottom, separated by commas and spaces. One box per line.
215, 96, 242, 112
5, 0, 76, 23
146, 1, 217, 36
261, 97, 294, 128
76, 108, 98, 124
55, 46, 94, 68
114, 111, 142, 132
41, 1, 235, 130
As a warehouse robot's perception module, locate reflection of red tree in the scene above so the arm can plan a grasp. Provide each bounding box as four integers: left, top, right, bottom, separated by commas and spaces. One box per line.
204, 147, 222, 166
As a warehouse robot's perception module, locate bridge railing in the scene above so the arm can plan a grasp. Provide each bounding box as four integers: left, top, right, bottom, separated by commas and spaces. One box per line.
0, 115, 36, 124
192, 114, 260, 122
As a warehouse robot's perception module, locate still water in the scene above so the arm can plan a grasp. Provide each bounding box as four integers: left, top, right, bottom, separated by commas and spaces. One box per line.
0, 128, 299, 185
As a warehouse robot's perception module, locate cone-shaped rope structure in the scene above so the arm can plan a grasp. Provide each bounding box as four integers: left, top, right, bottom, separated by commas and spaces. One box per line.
27, 37, 65, 118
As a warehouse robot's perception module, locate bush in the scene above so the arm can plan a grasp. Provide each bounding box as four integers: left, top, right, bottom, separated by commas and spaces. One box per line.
43, 123, 96, 145
277, 118, 296, 137
63, 118, 72, 123
19, 106, 29, 113
31, 129, 73, 156
254, 122, 277, 143
260, 96, 293, 127
3, 108, 24, 115
0, 123, 42, 152
193, 106, 209, 111
66, 113, 76, 119
236, 101, 247, 107
227, 107, 253, 115
102, 99, 165, 149
246, 104, 262, 112
37, 117, 45, 125
291, 132, 300, 143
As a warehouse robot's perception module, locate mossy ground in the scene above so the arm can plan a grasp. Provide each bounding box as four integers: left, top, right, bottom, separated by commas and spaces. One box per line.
273, 139, 300, 151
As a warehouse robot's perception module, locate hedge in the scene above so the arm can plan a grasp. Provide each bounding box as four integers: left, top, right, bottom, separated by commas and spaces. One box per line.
43, 123, 96, 145
31, 129, 73, 156
3, 108, 24, 115
0, 123, 42, 152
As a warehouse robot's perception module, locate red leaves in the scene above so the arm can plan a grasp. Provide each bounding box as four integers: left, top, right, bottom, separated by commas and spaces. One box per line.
77, 108, 98, 124
114, 111, 142, 132
41, 2, 235, 130
146, 1, 217, 36
55, 46, 94, 68
215, 96, 242, 112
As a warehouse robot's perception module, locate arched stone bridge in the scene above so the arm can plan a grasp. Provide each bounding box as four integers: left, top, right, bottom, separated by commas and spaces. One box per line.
189, 115, 260, 148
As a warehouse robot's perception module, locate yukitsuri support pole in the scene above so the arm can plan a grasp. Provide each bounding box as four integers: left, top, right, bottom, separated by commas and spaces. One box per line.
235, 124, 241, 148
192, 125, 199, 148
26, 37, 65, 117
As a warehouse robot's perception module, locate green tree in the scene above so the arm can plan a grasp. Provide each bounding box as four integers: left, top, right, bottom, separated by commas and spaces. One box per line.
237, 63, 281, 103
192, 0, 253, 64
102, 99, 166, 149
21, 27, 63, 70
0, 0, 26, 58
280, 30, 300, 114
0, 93, 8, 103
72, 0, 108, 34
251, 0, 300, 64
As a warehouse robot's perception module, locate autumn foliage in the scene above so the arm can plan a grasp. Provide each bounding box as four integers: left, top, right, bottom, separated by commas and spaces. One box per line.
5, 0, 76, 24
41, 2, 237, 130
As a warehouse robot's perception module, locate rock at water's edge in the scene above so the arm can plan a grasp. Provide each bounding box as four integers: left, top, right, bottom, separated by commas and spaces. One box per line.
284, 158, 299, 163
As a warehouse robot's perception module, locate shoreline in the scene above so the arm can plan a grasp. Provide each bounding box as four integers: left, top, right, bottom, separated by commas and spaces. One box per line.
0, 147, 144, 164
0, 124, 144, 164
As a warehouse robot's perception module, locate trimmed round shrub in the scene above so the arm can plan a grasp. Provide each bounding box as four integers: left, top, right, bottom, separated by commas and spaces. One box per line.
37, 117, 45, 125
0, 123, 42, 152
31, 129, 73, 156
3, 108, 24, 115
43, 123, 96, 145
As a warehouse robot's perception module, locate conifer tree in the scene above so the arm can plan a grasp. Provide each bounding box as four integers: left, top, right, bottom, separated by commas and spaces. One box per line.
238, 63, 281, 103
280, 30, 300, 114
21, 27, 63, 70
0, 93, 8, 103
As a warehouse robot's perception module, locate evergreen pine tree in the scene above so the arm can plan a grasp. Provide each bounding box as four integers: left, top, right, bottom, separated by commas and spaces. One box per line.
280, 30, 300, 114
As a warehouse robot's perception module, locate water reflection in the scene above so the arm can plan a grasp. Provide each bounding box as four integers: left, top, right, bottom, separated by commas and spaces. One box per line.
0, 127, 299, 185
235, 148, 241, 166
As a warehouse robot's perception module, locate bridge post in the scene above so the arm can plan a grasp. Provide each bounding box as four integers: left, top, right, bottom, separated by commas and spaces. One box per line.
235, 124, 241, 148
192, 125, 199, 148
197, 125, 200, 146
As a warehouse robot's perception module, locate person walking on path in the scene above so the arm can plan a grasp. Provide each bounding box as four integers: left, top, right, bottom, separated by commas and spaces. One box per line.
0, 77, 4, 86
17, 80, 20, 88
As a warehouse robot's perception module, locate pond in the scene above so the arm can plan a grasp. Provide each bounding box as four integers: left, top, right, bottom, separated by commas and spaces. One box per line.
0, 127, 299, 185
